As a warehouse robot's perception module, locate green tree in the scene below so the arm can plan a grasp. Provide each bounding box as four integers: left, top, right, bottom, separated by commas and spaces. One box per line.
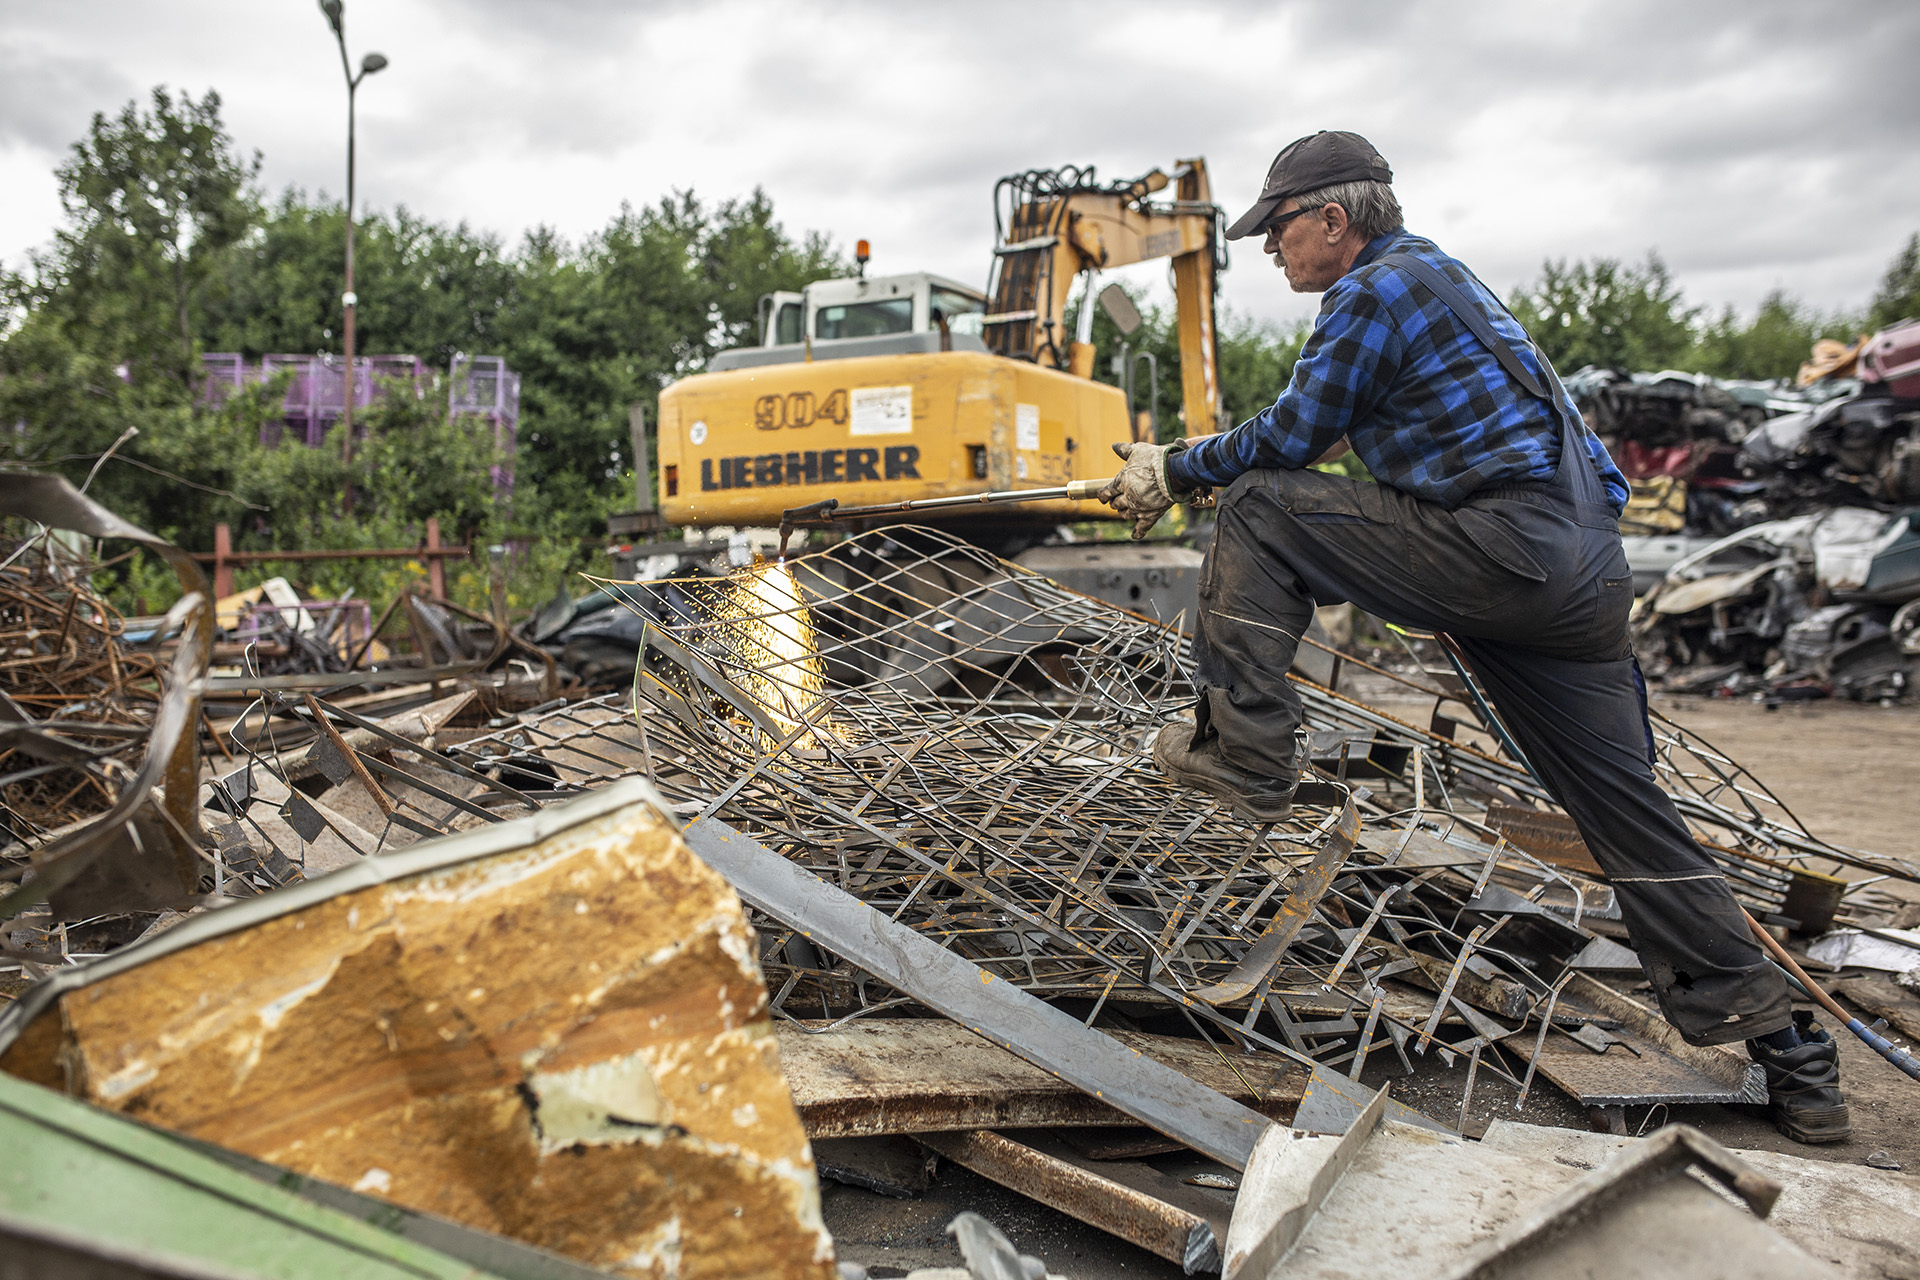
1, 88, 261, 528
37, 87, 258, 392
701, 190, 842, 349
494, 191, 843, 526
1869, 232, 1920, 331
1509, 253, 1698, 373
1683, 292, 1856, 381
202, 195, 517, 368
1217, 313, 1311, 427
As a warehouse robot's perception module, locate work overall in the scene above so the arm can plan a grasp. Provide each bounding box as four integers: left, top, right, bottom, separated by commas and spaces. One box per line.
1189, 255, 1792, 1046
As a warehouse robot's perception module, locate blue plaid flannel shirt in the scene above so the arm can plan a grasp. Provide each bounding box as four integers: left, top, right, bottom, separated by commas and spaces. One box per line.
1168, 229, 1628, 513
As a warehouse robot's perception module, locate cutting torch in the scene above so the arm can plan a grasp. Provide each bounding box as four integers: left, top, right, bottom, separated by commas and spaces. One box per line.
779, 479, 1115, 555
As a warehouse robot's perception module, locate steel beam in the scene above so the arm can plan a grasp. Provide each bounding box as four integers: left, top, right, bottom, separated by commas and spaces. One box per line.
683, 816, 1274, 1170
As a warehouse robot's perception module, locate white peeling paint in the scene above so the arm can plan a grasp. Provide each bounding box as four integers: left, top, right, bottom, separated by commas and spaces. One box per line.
622, 1214, 683, 1280
526, 1050, 671, 1155
352, 1167, 394, 1194
94, 1060, 157, 1102
259, 970, 337, 1032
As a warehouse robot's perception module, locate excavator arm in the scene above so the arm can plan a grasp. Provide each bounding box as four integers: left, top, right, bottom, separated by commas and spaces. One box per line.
983, 159, 1226, 436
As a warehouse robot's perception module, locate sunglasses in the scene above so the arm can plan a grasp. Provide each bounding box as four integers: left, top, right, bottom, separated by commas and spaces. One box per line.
1261, 205, 1321, 235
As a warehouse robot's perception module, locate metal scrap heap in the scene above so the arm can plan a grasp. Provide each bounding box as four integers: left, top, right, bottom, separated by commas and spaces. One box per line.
1570, 321, 1920, 700
2, 487, 1917, 1278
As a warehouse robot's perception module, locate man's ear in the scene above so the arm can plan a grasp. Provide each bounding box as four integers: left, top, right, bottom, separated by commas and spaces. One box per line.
1322, 203, 1350, 242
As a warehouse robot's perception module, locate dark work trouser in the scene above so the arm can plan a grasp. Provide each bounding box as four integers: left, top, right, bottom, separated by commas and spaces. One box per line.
1191, 467, 1791, 1046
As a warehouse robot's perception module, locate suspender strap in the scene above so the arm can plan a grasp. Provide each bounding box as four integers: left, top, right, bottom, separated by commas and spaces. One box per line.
1377, 253, 1552, 403
1376, 252, 1616, 530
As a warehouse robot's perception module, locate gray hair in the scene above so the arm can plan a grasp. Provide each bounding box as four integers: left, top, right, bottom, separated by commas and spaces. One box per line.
1294, 179, 1402, 240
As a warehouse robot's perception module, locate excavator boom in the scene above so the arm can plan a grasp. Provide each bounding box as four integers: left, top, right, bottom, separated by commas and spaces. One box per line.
984, 160, 1225, 436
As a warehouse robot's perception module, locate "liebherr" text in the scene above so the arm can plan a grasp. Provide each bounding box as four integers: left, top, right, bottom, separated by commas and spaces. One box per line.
700, 446, 921, 490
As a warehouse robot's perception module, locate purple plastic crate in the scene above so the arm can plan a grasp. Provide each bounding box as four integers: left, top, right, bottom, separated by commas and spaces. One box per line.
198, 354, 250, 409
199, 353, 519, 496
450, 354, 521, 500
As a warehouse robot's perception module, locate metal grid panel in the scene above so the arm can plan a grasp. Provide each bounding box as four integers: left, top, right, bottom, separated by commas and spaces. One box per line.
457, 528, 1347, 1017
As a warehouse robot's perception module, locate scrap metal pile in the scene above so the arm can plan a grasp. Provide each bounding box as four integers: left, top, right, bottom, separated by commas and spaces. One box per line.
1574, 320, 1920, 699
209, 578, 562, 709
164, 526, 1913, 1122
5, 476, 1920, 1276
0, 483, 561, 976
0, 538, 165, 847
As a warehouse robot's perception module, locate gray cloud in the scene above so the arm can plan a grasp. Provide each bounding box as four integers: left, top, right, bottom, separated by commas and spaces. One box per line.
1, 0, 1914, 329
0, 43, 135, 152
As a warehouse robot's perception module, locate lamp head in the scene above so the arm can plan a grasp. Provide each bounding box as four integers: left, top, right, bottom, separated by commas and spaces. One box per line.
319, 0, 343, 34
361, 52, 389, 74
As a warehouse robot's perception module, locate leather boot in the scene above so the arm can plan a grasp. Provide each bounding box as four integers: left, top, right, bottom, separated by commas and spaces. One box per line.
1152, 723, 1298, 823
1747, 1016, 1853, 1144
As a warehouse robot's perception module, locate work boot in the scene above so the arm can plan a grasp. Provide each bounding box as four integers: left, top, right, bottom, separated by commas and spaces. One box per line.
1152, 722, 1297, 823
1747, 1015, 1853, 1144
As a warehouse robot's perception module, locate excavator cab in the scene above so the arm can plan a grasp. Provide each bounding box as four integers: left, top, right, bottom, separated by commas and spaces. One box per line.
722, 274, 990, 372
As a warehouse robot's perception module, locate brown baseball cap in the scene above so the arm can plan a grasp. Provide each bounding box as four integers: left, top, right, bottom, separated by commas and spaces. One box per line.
1225, 131, 1394, 241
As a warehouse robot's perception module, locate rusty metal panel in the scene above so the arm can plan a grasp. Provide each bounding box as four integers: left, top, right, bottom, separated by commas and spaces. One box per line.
1498, 975, 1766, 1109
775, 1019, 1305, 1138
0, 781, 835, 1280
1483, 802, 1602, 877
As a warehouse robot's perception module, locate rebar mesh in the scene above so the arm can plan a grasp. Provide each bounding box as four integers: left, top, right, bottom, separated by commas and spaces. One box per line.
178, 524, 1913, 1105
443, 529, 1879, 1033
504, 529, 1350, 1020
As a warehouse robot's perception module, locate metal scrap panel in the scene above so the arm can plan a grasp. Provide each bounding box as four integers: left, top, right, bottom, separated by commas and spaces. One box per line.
0, 781, 835, 1280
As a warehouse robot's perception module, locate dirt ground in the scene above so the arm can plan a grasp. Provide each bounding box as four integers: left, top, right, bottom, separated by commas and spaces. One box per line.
1652, 692, 1920, 874
826, 693, 1920, 1278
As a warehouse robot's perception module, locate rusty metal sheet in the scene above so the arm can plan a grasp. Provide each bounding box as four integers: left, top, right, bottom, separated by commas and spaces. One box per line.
775, 1019, 1305, 1138
1500, 975, 1765, 1108
0, 780, 836, 1280
1503, 1030, 1749, 1109
1483, 802, 1602, 877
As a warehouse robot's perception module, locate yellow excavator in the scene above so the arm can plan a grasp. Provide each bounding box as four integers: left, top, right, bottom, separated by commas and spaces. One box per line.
652, 159, 1228, 553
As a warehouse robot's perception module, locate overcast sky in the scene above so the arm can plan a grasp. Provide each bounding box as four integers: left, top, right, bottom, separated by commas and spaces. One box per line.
3, 0, 1916, 333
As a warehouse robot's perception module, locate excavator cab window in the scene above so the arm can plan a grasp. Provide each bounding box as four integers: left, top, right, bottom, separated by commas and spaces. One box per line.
930, 287, 985, 337
816, 298, 913, 340
773, 302, 803, 345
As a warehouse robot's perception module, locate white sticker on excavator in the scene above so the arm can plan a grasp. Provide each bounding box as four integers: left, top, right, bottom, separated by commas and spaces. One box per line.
850, 386, 913, 435
1016, 402, 1040, 451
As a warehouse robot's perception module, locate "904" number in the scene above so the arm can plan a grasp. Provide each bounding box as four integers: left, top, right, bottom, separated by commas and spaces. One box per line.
755, 388, 848, 430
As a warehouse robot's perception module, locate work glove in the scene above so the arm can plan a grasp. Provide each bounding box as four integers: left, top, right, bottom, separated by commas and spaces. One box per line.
1096, 440, 1190, 540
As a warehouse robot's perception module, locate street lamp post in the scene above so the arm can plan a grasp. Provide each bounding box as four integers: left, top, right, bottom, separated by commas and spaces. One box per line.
318, 0, 386, 482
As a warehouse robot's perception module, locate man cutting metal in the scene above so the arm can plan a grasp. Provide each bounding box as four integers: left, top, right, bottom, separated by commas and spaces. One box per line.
1096, 130, 1851, 1144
